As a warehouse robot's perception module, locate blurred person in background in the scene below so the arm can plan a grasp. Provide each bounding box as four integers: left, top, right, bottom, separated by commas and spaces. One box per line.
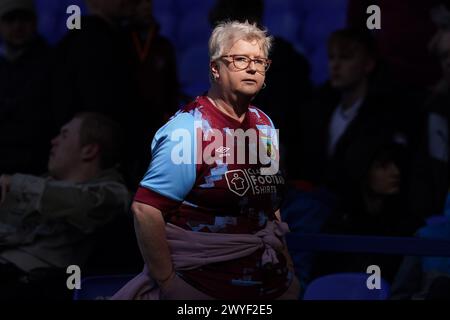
52, 0, 139, 125
0, 0, 53, 175
408, 6, 450, 219
391, 195, 450, 300
125, 0, 180, 188
52, 0, 141, 188
311, 138, 423, 283
0, 113, 129, 300
298, 28, 416, 194
347, 0, 441, 90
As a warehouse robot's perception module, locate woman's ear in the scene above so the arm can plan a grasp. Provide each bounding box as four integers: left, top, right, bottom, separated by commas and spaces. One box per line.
210, 61, 220, 80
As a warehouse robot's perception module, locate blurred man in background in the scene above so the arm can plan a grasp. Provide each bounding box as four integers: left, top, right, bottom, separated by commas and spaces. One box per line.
408, 12, 450, 218
0, 113, 130, 300
298, 29, 415, 191
0, 0, 53, 175
125, 0, 180, 188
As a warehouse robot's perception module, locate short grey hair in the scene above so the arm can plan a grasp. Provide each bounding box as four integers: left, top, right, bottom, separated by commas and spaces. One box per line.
208, 20, 273, 62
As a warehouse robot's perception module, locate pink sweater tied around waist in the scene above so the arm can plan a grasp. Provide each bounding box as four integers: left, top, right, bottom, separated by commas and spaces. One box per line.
112, 220, 290, 300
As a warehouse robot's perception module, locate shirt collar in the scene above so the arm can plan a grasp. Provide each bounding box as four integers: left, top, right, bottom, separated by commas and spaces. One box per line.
337, 97, 364, 120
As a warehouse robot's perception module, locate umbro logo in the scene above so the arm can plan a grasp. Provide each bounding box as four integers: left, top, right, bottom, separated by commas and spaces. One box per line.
170, 125, 280, 175
216, 146, 231, 157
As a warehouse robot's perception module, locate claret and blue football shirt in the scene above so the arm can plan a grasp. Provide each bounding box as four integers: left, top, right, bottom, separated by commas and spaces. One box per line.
134, 95, 292, 299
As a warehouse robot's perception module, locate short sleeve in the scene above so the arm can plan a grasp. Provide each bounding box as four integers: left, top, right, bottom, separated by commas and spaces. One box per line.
134, 112, 197, 211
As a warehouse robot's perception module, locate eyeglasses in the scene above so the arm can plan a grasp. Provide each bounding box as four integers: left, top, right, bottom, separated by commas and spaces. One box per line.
220, 55, 271, 73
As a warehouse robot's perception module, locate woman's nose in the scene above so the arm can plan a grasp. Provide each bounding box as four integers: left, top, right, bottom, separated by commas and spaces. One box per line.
247, 60, 257, 72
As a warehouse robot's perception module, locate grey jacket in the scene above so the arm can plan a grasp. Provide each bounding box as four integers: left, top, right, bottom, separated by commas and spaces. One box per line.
0, 169, 130, 272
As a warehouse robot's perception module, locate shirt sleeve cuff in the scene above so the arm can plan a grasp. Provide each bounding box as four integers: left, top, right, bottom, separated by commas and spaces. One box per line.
134, 186, 181, 212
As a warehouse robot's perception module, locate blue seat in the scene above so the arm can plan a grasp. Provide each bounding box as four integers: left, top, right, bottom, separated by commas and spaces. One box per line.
303, 272, 390, 300
426, 215, 450, 226
73, 274, 136, 300
178, 46, 210, 97
36, 0, 87, 44
281, 187, 335, 287
418, 217, 450, 274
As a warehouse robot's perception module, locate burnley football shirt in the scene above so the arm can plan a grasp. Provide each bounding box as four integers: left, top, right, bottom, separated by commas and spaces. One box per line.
134, 95, 292, 299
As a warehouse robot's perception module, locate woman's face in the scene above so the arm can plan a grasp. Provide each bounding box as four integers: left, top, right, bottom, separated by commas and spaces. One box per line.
212, 39, 267, 99
368, 160, 401, 196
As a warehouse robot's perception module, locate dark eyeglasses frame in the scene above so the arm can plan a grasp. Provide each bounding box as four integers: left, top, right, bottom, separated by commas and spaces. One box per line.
220, 55, 272, 73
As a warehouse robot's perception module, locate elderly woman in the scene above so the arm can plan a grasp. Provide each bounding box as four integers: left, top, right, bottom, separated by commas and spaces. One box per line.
113, 21, 299, 300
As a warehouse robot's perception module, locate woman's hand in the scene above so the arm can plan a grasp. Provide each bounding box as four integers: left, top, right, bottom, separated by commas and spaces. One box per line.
132, 201, 176, 286
157, 270, 176, 290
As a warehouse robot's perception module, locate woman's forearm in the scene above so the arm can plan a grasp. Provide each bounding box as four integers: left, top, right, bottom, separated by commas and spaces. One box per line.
132, 201, 175, 284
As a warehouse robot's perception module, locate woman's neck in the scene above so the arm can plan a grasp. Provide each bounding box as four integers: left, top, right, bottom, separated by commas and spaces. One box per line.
207, 87, 250, 123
